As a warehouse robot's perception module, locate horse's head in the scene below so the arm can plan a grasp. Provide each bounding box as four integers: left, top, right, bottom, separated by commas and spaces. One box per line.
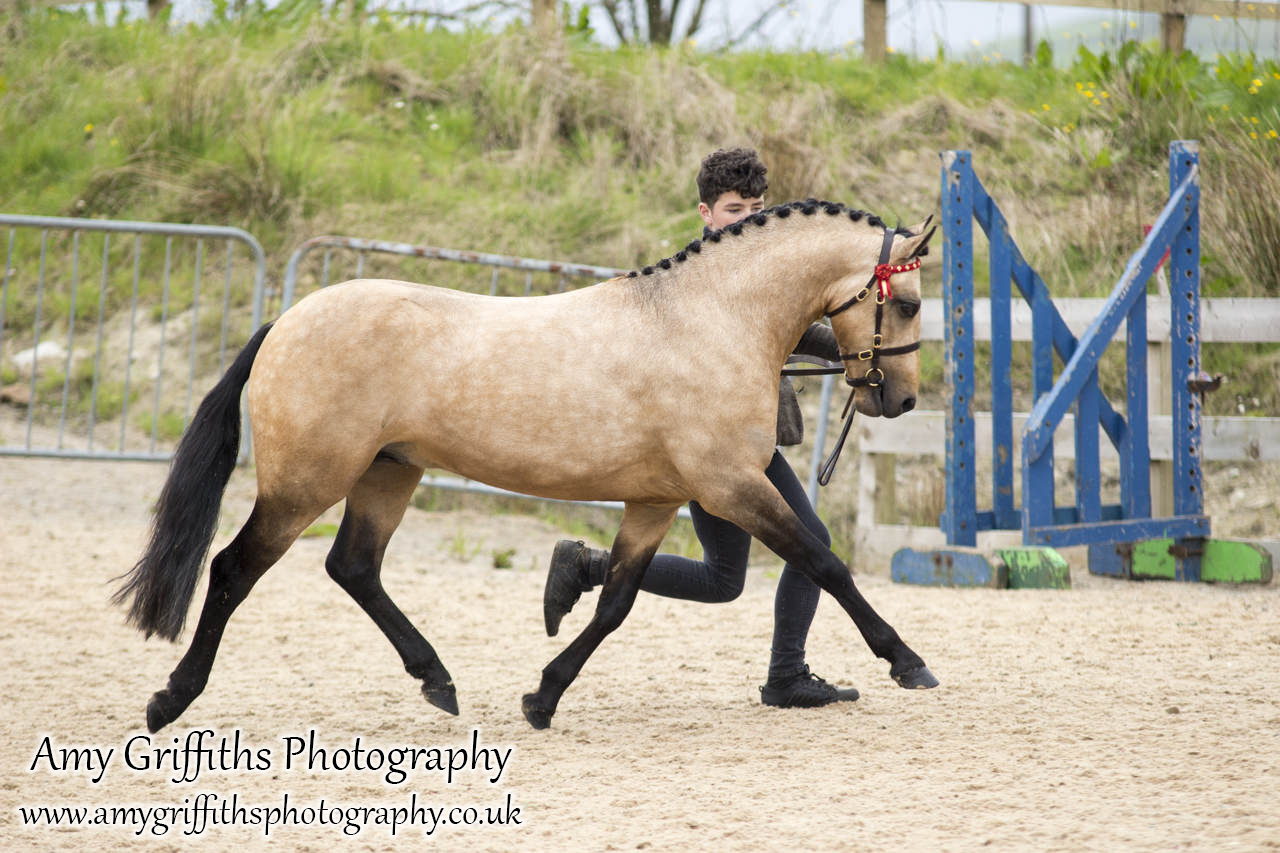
825, 216, 936, 418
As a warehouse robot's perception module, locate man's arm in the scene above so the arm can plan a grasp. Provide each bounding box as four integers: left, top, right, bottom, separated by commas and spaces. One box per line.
793, 323, 839, 361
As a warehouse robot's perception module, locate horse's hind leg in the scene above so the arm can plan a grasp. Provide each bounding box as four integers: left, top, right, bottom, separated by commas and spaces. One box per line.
702, 471, 937, 690
146, 499, 318, 732
324, 457, 458, 715
522, 501, 679, 729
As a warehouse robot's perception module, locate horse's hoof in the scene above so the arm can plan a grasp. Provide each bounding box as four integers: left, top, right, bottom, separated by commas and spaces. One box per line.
892, 664, 939, 689
422, 683, 459, 716
521, 693, 553, 730
146, 690, 181, 733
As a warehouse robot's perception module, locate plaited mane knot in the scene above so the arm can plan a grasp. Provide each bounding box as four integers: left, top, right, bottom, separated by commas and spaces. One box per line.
621, 199, 906, 281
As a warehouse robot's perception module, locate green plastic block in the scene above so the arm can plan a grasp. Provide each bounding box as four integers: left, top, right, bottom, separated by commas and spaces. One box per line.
995, 547, 1071, 589
1202, 540, 1273, 584
1129, 538, 1273, 583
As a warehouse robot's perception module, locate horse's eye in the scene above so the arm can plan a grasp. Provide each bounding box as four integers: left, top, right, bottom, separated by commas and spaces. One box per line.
898, 300, 920, 319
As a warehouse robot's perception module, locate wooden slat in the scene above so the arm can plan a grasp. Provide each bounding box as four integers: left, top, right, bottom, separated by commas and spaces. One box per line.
956, 0, 1279, 19
857, 410, 1280, 462
920, 297, 1280, 343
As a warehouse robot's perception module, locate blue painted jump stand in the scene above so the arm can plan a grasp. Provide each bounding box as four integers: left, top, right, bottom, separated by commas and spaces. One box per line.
894, 141, 1212, 585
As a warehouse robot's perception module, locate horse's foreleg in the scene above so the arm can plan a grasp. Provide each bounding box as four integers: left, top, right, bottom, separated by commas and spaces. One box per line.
324, 458, 458, 715
522, 501, 679, 729
702, 473, 938, 690
146, 499, 316, 732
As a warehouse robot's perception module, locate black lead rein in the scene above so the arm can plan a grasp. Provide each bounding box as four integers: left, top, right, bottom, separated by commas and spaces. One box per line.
780, 228, 922, 486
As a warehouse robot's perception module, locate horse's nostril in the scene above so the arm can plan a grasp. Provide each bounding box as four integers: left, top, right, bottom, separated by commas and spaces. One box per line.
901, 397, 916, 412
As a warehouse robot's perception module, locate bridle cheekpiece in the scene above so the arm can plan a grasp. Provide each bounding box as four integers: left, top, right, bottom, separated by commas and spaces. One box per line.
825, 228, 922, 389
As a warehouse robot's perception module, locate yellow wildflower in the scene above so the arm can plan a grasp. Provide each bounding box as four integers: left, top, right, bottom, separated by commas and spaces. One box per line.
1270, 129, 1279, 139
1251, 131, 1259, 139
84, 123, 94, 134
1042, 103, 1051, 111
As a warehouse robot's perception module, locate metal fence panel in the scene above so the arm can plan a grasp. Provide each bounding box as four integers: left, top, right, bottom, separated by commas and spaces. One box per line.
0, 214, 266, 462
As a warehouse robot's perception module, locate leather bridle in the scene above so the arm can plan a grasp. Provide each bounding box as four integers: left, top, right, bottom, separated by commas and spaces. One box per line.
783, 227, 923, 485
826, 227, 922, 388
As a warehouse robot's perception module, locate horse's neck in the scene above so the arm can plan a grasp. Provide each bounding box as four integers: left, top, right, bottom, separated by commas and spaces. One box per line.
670, 223, 862, 368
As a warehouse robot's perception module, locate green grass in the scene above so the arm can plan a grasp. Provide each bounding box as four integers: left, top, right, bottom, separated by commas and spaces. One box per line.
4, 12, 1277, 303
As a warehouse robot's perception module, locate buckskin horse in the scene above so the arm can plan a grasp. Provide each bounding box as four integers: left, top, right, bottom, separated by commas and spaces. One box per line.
115, 199, 939, 732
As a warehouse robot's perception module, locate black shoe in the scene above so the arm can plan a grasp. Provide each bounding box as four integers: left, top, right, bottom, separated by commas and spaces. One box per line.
543, 540, 600, 637
760, 666, 860, 708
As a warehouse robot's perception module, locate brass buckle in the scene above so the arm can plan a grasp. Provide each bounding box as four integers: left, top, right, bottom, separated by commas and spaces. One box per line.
857, 349, 874, 361
872, 333, 883, 348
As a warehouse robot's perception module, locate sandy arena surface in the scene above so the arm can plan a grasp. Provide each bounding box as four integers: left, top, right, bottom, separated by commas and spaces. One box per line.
2, 454, 1278, 852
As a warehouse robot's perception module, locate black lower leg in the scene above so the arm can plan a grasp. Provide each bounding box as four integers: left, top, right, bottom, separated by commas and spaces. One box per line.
523, 504, 675, 729
147, 540, 263, 732
326, 512, 457, 714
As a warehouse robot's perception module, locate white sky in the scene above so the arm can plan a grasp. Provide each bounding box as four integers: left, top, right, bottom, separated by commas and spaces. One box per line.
90, 0, 1280, 59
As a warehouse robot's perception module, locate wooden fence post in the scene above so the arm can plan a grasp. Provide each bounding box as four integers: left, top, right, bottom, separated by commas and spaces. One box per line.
864, 0, 887, 63
1161, 0, 1188, 53
532, 0, 556, 32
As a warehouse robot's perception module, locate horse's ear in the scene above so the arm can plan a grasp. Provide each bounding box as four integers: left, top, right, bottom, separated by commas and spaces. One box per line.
894, 215, 937, 261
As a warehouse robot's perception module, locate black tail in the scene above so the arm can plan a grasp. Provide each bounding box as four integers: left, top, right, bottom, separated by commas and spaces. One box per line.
113, 323, 274, 641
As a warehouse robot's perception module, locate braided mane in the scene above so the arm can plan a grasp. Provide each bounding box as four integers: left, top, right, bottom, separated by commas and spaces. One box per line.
625, 199, 913, 279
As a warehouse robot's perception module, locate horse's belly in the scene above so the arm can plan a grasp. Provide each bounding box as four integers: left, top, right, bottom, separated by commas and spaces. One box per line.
410, 413, 689, 504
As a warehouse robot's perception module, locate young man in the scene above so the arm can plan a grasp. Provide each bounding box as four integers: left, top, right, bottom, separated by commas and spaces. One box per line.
543, 148, 858, 708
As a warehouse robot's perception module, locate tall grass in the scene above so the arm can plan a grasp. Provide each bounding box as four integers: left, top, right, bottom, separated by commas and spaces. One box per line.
4, 8, 1277, 285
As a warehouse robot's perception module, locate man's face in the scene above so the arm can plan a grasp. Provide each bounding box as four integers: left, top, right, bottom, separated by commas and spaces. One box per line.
698, 190, 765, 230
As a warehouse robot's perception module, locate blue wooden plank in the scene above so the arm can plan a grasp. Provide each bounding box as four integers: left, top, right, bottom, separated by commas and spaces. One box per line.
1027, 514, 1209, 548
988, 207, 1017, 530
1023, 280, 1055, 536
941, 151, 978, 547
1168, 141, 1204, 520
891, 548, 1005, 587
1074, 369, 1102, 523
1022, 167, 1198, 465
972, 176, 1125, 449
1123, 293, 1151, 519
980, 504, 1122, 529
1087, 543, 1129, 576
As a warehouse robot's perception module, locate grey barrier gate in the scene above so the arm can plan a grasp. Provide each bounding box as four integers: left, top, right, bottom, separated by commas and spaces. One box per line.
0, 214, 266, 462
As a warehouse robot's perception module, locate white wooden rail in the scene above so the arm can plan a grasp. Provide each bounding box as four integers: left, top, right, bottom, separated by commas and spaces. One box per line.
851, 297, 1280, 567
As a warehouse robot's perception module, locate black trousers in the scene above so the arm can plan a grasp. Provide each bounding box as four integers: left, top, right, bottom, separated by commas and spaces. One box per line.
637, 450, 830, 681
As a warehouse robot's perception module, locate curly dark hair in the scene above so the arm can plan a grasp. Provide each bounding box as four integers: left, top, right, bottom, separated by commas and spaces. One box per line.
696, 148, 768, 205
